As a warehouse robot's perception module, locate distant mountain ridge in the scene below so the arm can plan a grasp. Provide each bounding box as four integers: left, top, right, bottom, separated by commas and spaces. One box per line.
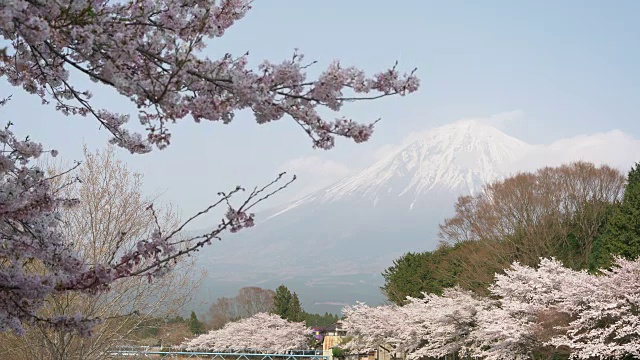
193, 120, 535, 314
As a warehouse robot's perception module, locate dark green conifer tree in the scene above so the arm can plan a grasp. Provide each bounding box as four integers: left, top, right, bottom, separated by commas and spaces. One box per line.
187, 310, 206, 335
273, 284, 292, 319
288, 292, 304, 322
596, 163, 640, 266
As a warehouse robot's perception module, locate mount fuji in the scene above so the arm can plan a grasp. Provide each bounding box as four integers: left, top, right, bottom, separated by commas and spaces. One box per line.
269, 119, 531, 215
193, 120, 534, 313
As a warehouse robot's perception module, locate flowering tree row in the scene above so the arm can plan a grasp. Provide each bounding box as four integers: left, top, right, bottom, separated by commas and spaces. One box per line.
0, 0, 419, 335
180, 312, 311, 352
341, 257, 640, 359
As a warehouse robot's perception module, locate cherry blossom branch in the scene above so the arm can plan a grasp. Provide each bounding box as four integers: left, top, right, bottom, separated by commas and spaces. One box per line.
0, 0, 419, 154
0, 120, 296, 335
64, 172, 296, 291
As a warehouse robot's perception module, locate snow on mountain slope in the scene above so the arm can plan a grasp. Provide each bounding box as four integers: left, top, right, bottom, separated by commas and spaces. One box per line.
191, 121, 538, 314
264, 120, 533, 221
199, 121, 535, 265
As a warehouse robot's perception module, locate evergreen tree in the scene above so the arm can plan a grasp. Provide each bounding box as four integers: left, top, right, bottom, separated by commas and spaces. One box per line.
271, 285, 341, 326
288, 293, 304, 322
599, 163, 640, 265
381, 247, 460, 305
187, 311, 206, 335
303, 312, 340, 327
273, 285, 293, 319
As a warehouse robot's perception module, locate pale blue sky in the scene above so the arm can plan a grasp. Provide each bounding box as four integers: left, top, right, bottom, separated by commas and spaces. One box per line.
1, 0, 639, 229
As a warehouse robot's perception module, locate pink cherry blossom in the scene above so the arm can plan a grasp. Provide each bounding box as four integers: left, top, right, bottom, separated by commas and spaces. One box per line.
342, 257, 640, 359
0, 0, 419, 336
181, 312, 311, 352
548, 257, 640, 359
0, 120, 295, 335
341, 302, 409, 354
401, 287, 490, 359
0, 0, 419, 154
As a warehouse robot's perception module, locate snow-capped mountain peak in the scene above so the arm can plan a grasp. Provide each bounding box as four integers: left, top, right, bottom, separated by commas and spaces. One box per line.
323, 120, 528, 201
197, 121, 537, 311
264, 121, 532, 221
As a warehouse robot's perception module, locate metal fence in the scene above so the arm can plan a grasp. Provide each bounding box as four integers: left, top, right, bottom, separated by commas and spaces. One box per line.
104, 347, 330, 360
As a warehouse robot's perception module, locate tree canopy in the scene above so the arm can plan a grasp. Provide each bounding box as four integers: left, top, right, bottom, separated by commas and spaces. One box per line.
182, 312, 310, 352
383, 162, 628, 300
348, 257, 640, 359
595, 163, 640, 266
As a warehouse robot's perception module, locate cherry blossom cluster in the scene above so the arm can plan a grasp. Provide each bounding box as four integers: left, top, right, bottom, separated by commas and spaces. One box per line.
0, 0, 419, 154
341, 257, 640, 359
340, 302, 412, 354
0, 122, 96, 336
180, 312, 312, 352
0, 119, 294, 335
342, 287, 492, 359
547, 257, 640, 359
400, 288, 492, 359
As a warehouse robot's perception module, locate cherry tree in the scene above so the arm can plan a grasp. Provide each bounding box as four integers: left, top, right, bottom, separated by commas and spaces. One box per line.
0, 0, 419, 335
342, 289, 490, 359
399, 287, 489, 359
548, 257, 640, 359
0, 0, 419, 154
467, 258, 593, 359
181, 312, 311, 352
342, 258, 640, 359
0, 125, 102, 336
0, 123, 291, 336
341, 302, 410, 354
454, 258, 640, 359
342, 289, 492, 359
